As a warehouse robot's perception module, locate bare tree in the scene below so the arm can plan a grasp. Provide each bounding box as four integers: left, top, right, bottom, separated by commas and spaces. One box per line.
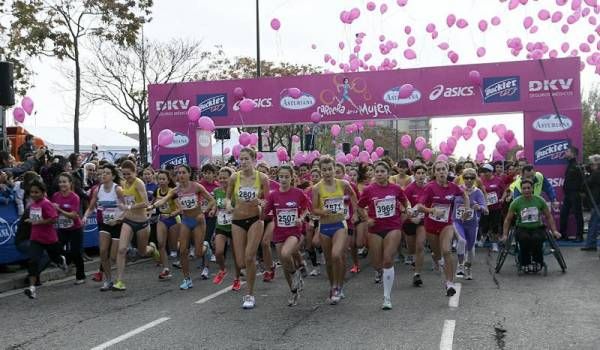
83, 38, 206, 162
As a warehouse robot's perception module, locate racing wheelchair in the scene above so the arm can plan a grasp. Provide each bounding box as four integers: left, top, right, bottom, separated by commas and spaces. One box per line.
495, 227, 567, 275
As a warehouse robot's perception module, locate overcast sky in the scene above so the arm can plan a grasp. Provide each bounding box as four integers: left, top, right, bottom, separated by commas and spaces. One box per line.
12, 0, 600, 157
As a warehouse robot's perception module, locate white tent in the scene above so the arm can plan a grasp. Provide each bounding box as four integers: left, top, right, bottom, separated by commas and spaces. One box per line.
25, 127, 138, 158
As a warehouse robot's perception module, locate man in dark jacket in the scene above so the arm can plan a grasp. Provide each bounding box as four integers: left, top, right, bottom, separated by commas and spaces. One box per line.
17, 135, 35, 161
582, 155, 600, 250
560, 146, 584, 241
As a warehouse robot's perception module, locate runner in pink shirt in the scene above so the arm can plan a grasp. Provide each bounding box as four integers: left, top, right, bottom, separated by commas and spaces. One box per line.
402, 165, 429, 287
264, 165, 310, 306
416, 160, 470, 297
358, 161, 408, 310
479, 164, 508, 252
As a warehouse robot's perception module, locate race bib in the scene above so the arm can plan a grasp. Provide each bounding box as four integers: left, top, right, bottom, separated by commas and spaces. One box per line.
124, 195, 135, 206
158, 202, 170, 214
102, 208, 118, 223
406, 207, 425, 220
238, 187, 257, 202
29, 207, 43, 223
486, 192, 499, 206
323, 197, 344, 214
520, 207, 539, 224
57, 214, 74, 229
455, 206, 474, 221
343, 205, 351, 220
200, 199, 209, 212
375, 197, 396, 219
179, 195, 198, 210
217, 209, 232, 226
276, 208, 298, 228
430, 204, 451, 223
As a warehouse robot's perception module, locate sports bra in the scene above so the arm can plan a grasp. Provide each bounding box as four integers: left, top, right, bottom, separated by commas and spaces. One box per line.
121, 178, 145, 206
318, 179, 346, 219
155, 187, 178, 214
233, 170, 262, 203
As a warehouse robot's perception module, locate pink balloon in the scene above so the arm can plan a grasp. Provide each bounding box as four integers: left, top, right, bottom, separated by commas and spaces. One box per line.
492, 149, 505, 162
186, 106, 201, 122
375, 146, 385, 157
339, 41, 345, 50
380, 3, 388, 14
276, 148, 288, 162
478, 20, 488, 32
397, 0, 408, 6
351, 145, 360, 156
400, 134, 412, 149
404, 49, 417, 60
197, 116, 215, 131
467, 118, 477, 128
551, 11, 563, 22
496, 139, 509, 156
233, 87, 244, 98
364, 139, 374, 152
407, 36, 416, 47
367, 1, 376, 11
447, 137, 457, 150
523, 16, 534, 29
232, 144, 242, 159
288, 88, 302, 99
447, 14, 456, 27
438, 42, 449, 50
370, 152, 379, 161
223, 147, 231, 155
477, 47, 486, 57
358, 151, 370, 163
439, 141, 448, 154
468, 70, 482, 86
331, 124, 341, 137
495, 124, 507, 139
463, 126, 473, 140
399, 84, 414, 98
13, 107, 26, 123
456, 19, 468, 28
292, 135, 300, 143
404, 25, 411, 34
421, 148, 433, 161
350, 7, 361, 20
346, 153, 354, 164
504, 130, 515, 143
515, 150, 525, 160
270, 18, 281, 31
561, 42, 570, 53
157, 129, 174, 147
293, 152, 306, 165
437, 154, 449, 162
239, 98, 256, 113
248, 133, 258, 146
310, 112, 322, 124
452, 125, 463, 139
491, 16, 501, 26
367, 120, 376, 127
21, 96, 34, 115
415, 136, 426, 151
354, 136, 362, 146
426, 23, 436, 33
508, 138, 518, 149
475, 152, 485, 163
336, 153, 347, 164
477, 144, 485, 153
477, 127, 488, 141
239, 132, 252, 147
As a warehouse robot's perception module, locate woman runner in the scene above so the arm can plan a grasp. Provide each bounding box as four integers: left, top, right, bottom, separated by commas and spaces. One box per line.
402, 165, 429, 287
151, 170, 181, 280
312, 156, 358, 305
225, 148, 270, 309
358, 161, 408, 310
264, 165, 310, 306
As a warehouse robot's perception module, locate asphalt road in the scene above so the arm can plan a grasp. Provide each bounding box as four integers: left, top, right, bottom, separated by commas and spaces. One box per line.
1, 247, 599, 350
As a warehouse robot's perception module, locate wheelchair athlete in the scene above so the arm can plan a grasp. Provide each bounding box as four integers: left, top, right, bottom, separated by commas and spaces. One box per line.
501, 179, 561, 272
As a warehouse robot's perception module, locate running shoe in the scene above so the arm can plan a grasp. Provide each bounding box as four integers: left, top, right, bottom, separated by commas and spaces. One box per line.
188, 247, 195, 258
59, 255, 69, 272
159, 269, 172, 280
91, 271, 103, 282
201, 267, 210, 280
149, 242, 160, 262
456, 264, 465, 278
288, 291, 299, 307
350, 264, 361, 273
412, 273, 423, 287
24, 286, 36, 299
291, 270, 302, 293
100, 281, 113, 292
491, 243, 499, 252
179, 277, 193, 290
465, 267, 473, 280
374, 270, 382, 284
309, 267, 320, 276
169, 251, 178, 259
445, 281, 456, 297
358, 247, 368, 258
172, 260, 181, 269
339, 287, 345, 299
210, 254, 216, 262
231, 278, 242, 291
112, 280, 126, 291
74, 278, 86, 285
382, 296, 392, 310
330, 288, 341, 305
213, 270, 227, 285
242, 295, 256, 309
299, 264, 308, 278
263, 270, 274, 282
404, 255, 415, 265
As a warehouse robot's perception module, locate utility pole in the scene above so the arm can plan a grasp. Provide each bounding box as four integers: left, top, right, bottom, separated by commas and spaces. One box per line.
256, 0, 263, 152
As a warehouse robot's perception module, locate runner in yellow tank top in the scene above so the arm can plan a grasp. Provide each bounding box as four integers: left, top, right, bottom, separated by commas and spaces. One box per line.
312, 156, 359, 305
225, 147, 270, 309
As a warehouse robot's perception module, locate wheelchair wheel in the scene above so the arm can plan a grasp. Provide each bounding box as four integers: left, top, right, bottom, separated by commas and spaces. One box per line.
545, 230, 567, 273
495, 229, 515, 273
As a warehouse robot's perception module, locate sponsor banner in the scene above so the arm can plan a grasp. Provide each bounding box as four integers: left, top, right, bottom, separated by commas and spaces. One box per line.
528, 78, 574, 99
428, 85, 474, 101
533, 139, 570, 165
482, 76, 520, 103
532, 114, 573, 133
159, 154, 190, 169
164, 132, 190, 149
197, 94, 228, 117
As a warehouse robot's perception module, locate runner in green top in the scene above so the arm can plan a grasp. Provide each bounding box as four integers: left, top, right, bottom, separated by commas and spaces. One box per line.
212, 167, 241, 288
502, 179, 561, 269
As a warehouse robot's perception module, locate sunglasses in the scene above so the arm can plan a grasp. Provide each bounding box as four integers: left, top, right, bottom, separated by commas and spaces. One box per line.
463, 176, 476, 180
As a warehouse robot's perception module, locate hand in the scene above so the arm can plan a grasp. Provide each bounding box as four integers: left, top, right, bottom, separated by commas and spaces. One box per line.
499, 235, 508, 242
461, 211, 471, 220
24, 218, 32, 224
473, 204, 480, 211
483, 209, 490, 216
367, 218, 375, 227
208, 208, 216, 217
81, 215, 87, 223
52, 203, 59, 209
552, 230, 562, 239
146, 204, 155, 211
118, 203, 127, 211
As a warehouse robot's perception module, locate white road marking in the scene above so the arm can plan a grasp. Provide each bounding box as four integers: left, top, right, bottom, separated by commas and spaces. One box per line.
448, 282, 461, 308
90, 317, 170, 350
439, 319, 456, 350
195, 281, 247, 304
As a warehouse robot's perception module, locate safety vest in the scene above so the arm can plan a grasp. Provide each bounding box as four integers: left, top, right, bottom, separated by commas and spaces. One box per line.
510, 172, 544, 196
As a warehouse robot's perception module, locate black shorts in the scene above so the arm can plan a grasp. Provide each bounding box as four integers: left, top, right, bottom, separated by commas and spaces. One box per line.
347, 228, 354, 236
215, 228, 232, 238
122, 218, 149, 233
232, 216, 260, 232
371, 230, 393, 239
402, 221, 423, 236
99, 223, 122, 240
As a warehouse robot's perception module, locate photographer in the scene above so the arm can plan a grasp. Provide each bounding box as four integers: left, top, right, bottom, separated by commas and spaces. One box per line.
560, 146, 584, 242
582, 154, 600, 251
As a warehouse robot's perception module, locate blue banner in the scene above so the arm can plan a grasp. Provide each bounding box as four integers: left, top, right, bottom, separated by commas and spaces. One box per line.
0, 204, 99, 265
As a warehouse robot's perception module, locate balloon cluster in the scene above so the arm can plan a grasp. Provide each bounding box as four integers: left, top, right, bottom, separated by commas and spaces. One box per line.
12, 96, 34, 123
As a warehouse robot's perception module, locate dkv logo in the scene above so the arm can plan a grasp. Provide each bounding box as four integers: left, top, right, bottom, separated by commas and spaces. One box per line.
532, 114, 573, 133
280, 92, 316, 110
164, 132, 189, 149
155, 100, 190, 112
429, 85, 475, 101
383, 87, 421, 105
